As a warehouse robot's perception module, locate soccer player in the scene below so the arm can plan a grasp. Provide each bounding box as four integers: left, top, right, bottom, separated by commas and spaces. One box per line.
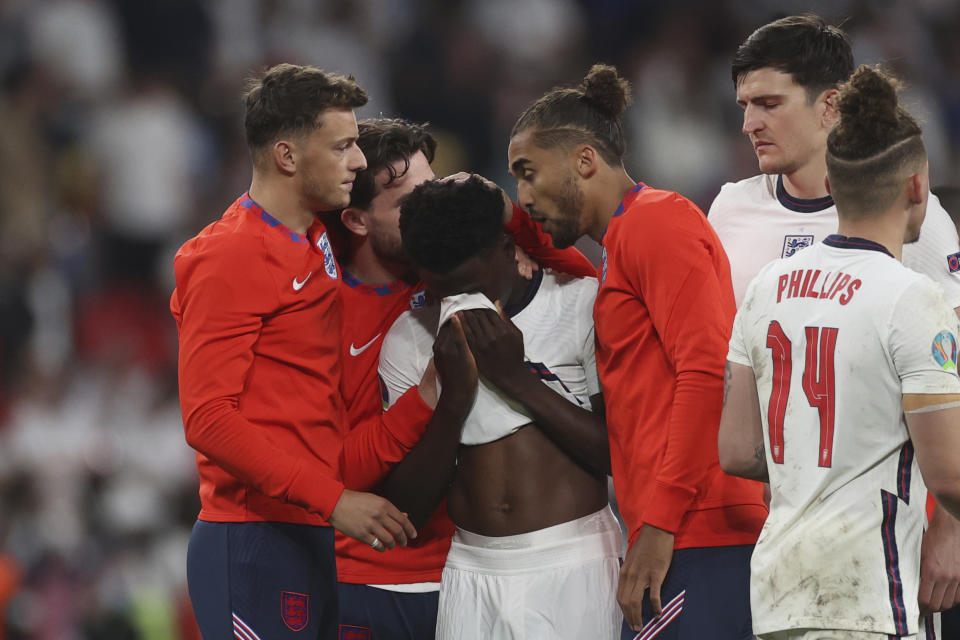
332, 119, 598, 639
719, 64, 960, 640
502, 64, 767, 639
378, 176, 621, 639
171, 64, 418, 640
709, 15, 960, 623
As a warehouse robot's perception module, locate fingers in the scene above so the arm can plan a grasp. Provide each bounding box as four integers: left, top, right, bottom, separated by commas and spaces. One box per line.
438, 171, 471, 183
648, 572, 665, 617
617, 566, 646, 631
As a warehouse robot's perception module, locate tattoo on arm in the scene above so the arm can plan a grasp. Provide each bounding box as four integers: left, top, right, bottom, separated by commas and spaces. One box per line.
750, 441, 769, 481
723, 361, 732, 407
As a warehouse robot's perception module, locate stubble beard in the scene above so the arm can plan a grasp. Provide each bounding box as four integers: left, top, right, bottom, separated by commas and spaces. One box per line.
546, 176, 586, 249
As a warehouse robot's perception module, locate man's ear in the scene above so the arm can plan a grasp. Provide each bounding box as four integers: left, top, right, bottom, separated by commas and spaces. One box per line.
575, 145, 599, 179
906, 171, 928, 205
821, 88, 840, 129
273, 139, 297, 175
341, 207, 369, 237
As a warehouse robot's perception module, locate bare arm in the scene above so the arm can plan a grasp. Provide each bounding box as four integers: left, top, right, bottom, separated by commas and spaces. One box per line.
718, 361, 768, 482
904, 393, 960, 520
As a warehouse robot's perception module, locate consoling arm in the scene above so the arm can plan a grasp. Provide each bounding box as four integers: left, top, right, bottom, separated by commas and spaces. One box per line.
718, 361, 768, 482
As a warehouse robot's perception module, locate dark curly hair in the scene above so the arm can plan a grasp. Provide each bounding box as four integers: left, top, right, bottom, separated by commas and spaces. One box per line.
511, 64, 632, 165
826, 65, 925, 216
349, 118, 437, 211
243, 63, 367, 158
399, 176, 505, 274
731, 14, 854, 102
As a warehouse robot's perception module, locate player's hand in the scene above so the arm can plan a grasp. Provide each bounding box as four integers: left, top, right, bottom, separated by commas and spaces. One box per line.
439, 171, 514, 224
457, 303, 529, 389
919, 503, 960, 616
328, 489, 418, 552
434, 316, 479, 406
618, 524, 675, 631
515, 245, 539, 280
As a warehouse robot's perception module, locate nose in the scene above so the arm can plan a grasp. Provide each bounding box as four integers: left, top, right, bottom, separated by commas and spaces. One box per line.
351, 145, 367, 172
742, 104, 763, 136
517, 181, 534, 211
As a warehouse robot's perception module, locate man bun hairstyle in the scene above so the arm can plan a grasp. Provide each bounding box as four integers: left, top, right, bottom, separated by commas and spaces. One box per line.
244, 63, 367, 158
732, 14, 854, 102
350, 118, 437, 211
511, 64, 632, 165
399, 176, 504, 274
826, 65, 926, 217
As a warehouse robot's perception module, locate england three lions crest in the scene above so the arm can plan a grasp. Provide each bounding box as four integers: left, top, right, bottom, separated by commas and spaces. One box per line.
281, 591, 309, 631
782, 235, 814, 258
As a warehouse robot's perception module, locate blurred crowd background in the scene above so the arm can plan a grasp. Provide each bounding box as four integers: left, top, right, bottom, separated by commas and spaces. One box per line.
1, 0, 959, 637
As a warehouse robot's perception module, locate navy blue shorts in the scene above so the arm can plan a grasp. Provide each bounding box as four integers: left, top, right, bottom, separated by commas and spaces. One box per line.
620, 544, 754, 640
187, 520, 338, 639
336, 582, 439, 640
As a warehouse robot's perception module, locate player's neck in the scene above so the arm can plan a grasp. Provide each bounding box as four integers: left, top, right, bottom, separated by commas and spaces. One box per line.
345, 240, 410, 285
781, 157, 829, 200
836, 216, 904, 261
587, 168, 638, 243
248, 174, 317, 235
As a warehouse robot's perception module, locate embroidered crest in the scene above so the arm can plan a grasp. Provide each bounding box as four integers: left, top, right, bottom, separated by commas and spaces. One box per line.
281, 591, 309, 631
410, 289, 427, 309
948, 251, 960, 274
317, 232, 339, 280
338, 625, 371, 640
932, 330, 958, 371
782, 235, 814, 258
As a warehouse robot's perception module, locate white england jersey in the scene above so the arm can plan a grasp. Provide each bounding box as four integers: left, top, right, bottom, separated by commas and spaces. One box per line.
709, 174, 960, 308
728, 235, 960, 636
379, 270, 600, 443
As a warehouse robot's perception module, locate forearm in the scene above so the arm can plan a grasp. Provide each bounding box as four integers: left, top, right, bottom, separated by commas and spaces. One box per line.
645, 369, 726, 532
376, 395, 470, 529
185, 399, 345, 519
340, 389, 434, 490
498, 372, 610, 476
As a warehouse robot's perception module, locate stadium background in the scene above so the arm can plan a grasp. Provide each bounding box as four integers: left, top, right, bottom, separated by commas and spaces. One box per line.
0, 0, 958, 637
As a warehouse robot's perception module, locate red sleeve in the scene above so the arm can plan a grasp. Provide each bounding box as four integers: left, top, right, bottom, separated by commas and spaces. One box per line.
505, 203, 596, 277
174, 245, 345, 520
339, 388, 434, 490
623, 195, 734, 533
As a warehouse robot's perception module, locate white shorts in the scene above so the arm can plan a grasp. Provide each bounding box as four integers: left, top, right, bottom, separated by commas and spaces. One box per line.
757, 613, 936, 639
435, 506, 623, 640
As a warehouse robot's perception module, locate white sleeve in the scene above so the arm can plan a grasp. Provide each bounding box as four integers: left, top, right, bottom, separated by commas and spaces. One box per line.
378, 309, 434, 409
577, 277, 601, 396
707, 183, 733, 231
902, 192, 960, 308
727, 268, 765, 367
889, 276, 960, 395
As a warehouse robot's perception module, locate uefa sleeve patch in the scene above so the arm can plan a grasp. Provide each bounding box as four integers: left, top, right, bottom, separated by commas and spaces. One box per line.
932, 330, 958, 371
948, 251, 960, 273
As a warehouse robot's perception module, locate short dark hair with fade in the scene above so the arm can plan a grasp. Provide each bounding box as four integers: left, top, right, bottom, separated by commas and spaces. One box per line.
399, 176, 504, 275
732, 14, 854, 102
511, 64, 632, 166
243, 63, 367, 155
826, 65, 925, 217
350, 118, 437, 211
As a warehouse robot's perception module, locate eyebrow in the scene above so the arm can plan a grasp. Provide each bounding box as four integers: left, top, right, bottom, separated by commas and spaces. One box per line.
736, 93, 785, 106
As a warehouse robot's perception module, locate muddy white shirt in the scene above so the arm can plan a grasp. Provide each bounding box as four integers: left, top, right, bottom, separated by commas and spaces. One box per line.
727, 235, 960, 636
379, 270, 600, 445
709, 174, 960, 309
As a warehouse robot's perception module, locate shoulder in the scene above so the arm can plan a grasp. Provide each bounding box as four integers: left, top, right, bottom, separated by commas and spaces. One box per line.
709, 174, 775, 217
384, 305, 438, 351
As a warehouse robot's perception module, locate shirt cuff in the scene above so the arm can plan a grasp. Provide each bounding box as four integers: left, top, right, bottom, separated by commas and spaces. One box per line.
642, 480, 698, 535
382, 387, 434, 448
287, 462, 346, 522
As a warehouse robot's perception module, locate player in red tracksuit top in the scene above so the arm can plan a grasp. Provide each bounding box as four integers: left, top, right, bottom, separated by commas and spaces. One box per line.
172, 65, 417, 640
332, 118, 598, 640
506, 64, 767, 639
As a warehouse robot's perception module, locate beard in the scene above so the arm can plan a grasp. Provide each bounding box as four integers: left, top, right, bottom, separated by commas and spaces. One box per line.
535, 175, 584, 249
369, 222, 408, 266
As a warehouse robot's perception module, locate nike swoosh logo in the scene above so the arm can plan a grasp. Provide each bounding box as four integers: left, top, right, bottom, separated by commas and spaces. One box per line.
292, 272, 312, 291
349, 334, 382, 356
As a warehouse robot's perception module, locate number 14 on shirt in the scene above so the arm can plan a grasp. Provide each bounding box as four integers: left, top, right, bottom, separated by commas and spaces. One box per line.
766, 321, 838, 467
